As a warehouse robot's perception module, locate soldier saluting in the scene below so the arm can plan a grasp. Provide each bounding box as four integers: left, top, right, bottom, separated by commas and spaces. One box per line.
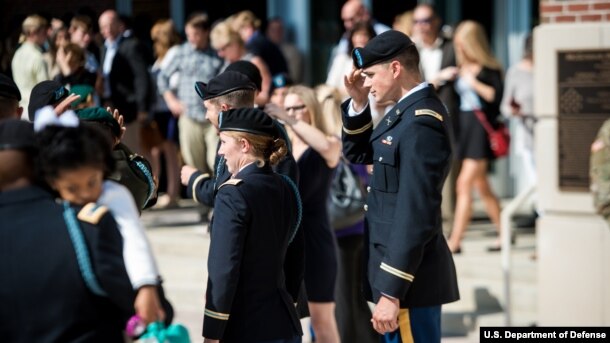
341, 30, 459, 342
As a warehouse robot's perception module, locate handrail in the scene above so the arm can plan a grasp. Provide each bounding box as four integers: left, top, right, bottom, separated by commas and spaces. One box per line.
501, 184, 536, 326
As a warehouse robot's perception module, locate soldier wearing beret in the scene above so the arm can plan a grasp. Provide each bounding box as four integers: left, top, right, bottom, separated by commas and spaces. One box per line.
202, 108, 302, 343
182, 68, 306, 316
0, 119, 135, 341
341, 30, 459, 342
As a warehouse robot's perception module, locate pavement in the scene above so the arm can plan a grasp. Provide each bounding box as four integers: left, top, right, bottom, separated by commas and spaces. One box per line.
141, 199, 537, 343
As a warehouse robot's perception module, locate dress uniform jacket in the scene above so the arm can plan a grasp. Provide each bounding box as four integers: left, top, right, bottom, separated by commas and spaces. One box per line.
202, 163, 302, 342
341, 84, 460, 308
0, 186, 135, 342
187, 125, 304, 303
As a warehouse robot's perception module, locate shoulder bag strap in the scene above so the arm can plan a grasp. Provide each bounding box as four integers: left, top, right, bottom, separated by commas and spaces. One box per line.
279, 174, 302, 244
472, 108, 496, 136
62, 201, 108, 297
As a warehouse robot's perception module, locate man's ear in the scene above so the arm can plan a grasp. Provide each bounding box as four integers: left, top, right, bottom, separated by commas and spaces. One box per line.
220, 103, 231, 111
390, 60, 402, 79
16, 106, 23, 119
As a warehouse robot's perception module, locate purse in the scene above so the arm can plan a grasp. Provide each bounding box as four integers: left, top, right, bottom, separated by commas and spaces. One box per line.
139, 321, 191, 343
328, 158, 367, 230
472, 108, 510, 158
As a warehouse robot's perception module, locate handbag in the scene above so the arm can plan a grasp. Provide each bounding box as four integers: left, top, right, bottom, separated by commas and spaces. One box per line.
328, 158, 367, 230
139, 322, 191, 343
111, 143, 158, 210
472, 108, 510, 158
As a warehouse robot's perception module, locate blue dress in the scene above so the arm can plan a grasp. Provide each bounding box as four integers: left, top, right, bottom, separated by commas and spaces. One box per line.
298, 147, 338, 302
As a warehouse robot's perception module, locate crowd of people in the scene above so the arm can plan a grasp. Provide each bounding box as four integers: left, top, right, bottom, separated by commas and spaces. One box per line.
0, 1, 539, 342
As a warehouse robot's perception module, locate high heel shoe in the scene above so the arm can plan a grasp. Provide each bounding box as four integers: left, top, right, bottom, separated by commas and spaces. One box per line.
487, 234, 516, 252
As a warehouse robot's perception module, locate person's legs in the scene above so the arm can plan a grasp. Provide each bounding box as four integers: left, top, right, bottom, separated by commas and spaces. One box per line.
202, 123, 218, 177
161, 140, 180, 202
447, 159, 480, 252
308, 302, 340, 343
382, 306, 441, 343
474, 167, 501, 231
122, 120, 142, 154
473, 162, 503, 248
178, 116, 208, 174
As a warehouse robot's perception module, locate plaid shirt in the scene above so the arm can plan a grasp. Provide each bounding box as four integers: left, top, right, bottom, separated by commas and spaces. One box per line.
157, 42, 222, 122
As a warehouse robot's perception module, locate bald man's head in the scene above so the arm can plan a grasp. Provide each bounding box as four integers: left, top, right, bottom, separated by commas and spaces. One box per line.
99, 10, 122, 41
341, 0, 369, 31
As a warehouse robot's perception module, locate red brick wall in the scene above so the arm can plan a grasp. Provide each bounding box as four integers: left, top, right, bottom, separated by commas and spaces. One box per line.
540, 0, 610, 23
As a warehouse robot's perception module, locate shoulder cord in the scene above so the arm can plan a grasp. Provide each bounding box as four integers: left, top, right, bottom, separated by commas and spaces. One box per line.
279, 174, 302, 244
133, 157, 156, 205
213, 156, 225, 190
62, 201, 108, 297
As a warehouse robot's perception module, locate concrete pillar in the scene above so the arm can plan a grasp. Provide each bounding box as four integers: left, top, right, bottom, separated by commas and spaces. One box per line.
534, 22, 610, 325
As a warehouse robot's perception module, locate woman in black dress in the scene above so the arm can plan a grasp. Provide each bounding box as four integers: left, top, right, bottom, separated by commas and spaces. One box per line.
446, 20, 504, 253
266, 85, 342, 343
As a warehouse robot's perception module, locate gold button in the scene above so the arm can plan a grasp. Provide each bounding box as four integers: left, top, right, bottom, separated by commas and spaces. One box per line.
364, 204, 368, 211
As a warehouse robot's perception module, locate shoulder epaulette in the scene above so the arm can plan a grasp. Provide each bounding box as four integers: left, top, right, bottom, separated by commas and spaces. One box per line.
218, 179, 243, 189
77, 203, 109, 225
415, 109, 443, 122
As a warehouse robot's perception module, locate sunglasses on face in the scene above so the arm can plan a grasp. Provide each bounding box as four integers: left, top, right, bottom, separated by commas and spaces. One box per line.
414, 17, 433, 25
284, 105, 306, 113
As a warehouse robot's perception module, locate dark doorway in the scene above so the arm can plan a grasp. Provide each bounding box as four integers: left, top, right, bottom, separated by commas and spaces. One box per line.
184, 0, 267, 25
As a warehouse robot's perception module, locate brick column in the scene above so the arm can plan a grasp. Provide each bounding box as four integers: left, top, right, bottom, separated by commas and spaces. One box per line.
540, 0, 610, 23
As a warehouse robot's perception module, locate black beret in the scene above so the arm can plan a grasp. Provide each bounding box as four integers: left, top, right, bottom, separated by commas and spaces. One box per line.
225, 60, 262, 91
28, 81, 69, 121
0, 119, 35, 151
0, 73, 21, 101
352, 30, 414, 69
76, 107, 122, 138
270, 73, 293, 93
194, 71, 256, 101
219, 107, 278, 138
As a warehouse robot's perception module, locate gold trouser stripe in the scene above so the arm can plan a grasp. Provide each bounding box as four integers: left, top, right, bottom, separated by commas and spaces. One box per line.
343, 121, 373, 135
415, 109, 443, 122
191, 173, 210, 202
399, 309, 414, 343
204, 309, 230, 320
380, 263, 414, 282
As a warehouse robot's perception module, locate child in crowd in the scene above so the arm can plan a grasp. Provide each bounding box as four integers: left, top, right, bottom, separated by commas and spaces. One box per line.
34, 107, 166, 326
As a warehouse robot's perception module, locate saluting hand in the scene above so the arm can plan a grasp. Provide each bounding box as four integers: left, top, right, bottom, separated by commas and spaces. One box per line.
181, 165, 198, 186
343, 66, 370, 112
264, 103, 296, 126
371, 295, 400, 334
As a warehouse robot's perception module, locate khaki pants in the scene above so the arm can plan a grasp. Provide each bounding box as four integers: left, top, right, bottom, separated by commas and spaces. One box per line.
178, 115, 217, 175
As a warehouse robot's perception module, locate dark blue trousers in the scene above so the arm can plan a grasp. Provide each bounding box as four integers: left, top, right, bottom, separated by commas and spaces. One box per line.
381, 306, 441, 343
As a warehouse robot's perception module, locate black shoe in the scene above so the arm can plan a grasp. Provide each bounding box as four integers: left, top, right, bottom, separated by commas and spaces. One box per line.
487, 245, 501, 252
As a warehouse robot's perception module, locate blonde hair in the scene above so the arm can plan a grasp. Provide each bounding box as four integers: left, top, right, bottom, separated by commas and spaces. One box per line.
393, 11, 414, 37
224, 131, 287, 166
231, 10, 261, 31
286, 85, 330, 135
454, 20, 501, 70
315, 84, 343, 137
21, 15, 47, 42
210, 21, 244, 51
151, 19, 181, 59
